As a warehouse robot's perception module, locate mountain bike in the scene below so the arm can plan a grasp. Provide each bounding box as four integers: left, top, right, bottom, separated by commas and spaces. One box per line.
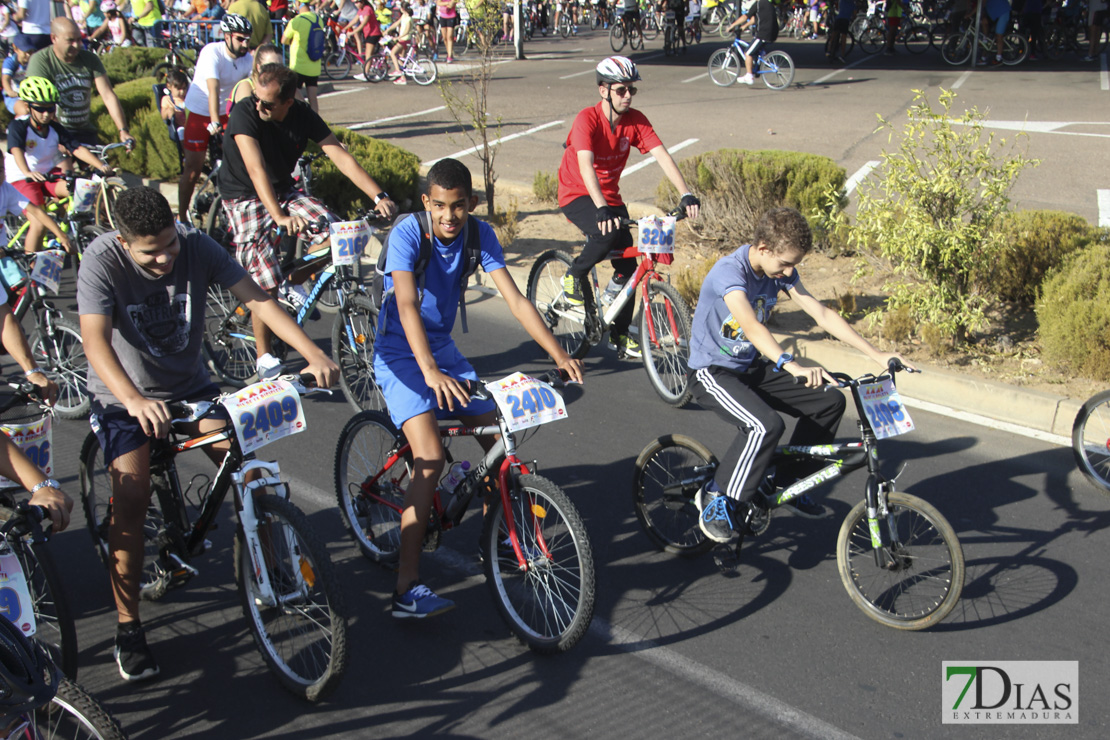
362, 37, 438, 85
0, 249, 91, 419
708, 36, 796, 89
79, 374, 349, 701
609, 11, 645, 51
940, 25, 1028, 65
632, 360, 965, 631
527, 209, 694, 407
334, 369, 596, 653
1071, 390, 1110, 494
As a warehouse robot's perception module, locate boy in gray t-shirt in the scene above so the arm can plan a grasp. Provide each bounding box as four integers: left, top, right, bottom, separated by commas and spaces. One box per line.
76, 187, 338, 684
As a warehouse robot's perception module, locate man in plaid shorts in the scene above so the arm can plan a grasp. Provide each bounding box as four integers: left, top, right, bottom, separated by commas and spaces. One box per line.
218, 63, 398, 378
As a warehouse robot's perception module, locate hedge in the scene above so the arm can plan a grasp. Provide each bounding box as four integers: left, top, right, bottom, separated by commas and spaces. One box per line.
1037, 242, 1110, 382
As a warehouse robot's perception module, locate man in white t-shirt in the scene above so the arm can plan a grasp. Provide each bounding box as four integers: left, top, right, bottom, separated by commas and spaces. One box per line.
14, 0, 51, 50
178, 14, 253, 221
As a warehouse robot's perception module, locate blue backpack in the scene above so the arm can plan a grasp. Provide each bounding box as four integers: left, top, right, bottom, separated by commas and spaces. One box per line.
306, 13, 327, 62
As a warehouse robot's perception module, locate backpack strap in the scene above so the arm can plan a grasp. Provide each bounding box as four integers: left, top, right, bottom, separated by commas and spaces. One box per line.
456, 214, 483, 334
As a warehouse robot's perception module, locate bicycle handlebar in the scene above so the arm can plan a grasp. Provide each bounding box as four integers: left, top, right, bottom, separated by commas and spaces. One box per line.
0, 502, 51, 541
618, 206, 689, 229
459, 369, 575, 402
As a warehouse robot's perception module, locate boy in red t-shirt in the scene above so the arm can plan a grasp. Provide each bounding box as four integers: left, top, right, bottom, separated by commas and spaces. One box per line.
556, 56, 699, 357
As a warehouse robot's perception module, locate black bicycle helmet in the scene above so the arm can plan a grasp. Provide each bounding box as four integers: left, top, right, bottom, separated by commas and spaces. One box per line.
595, 56, 641, 85
220, 13, 254, 36
0, 617, 58, 726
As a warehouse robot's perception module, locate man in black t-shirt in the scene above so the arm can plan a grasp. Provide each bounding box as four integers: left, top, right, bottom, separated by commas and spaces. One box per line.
218, 63, 398, 378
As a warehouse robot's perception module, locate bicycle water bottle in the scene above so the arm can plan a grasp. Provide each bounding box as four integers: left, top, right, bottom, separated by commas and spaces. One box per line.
441, 460, 472, 519
600, 277, 622, 307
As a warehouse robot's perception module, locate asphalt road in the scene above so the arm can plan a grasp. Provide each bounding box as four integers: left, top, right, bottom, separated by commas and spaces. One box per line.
315, 28, 1110, 223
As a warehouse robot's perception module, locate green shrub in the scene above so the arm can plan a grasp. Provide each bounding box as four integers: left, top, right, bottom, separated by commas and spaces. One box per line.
656, 149, 847, 249
308, 127, 420, 218
89, 76, 184, 180
993, 210, 1097, 306
533, 171, 558, 203
100, 47, 183, 86
1037, 242, 1110, 381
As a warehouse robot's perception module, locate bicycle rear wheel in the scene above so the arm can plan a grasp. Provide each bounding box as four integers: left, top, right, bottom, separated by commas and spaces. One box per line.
204, 195, 234, 252
334, 411, 409, 565
323, 50, 353, 80
610, 22, 626, 51
760, 49, 795, 89
31, 316, 89, 420
940, 32, 972, 65
364, 55, 389, 82
332, 294, 384, 412
837, 491, 964, 630
1001, 31, 1029, 64
639, 280, 692, 407
526, 250, 591, 359
235, 494, 348, 702
633, 435, 716, 556
483, 474, 595, 653
641, 14, 659, 40
28, 678, 129, 740
1072, 390, 1110, 493
858, 24, 884, 54
410, 54, 438, 85
708, 48, 741, 86
902, 23, 932, 53
203, 284, 258, 387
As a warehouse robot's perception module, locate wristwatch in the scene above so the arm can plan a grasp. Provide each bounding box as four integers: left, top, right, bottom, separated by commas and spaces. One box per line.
773, 353, 794, 372
373, 192, 390, 205
24, 367, 45, 377
30, 479, 61, 495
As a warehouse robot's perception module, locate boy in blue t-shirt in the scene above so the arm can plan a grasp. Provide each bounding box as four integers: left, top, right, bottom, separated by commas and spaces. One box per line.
375, 157, 584, 619
689, 207, 912, 543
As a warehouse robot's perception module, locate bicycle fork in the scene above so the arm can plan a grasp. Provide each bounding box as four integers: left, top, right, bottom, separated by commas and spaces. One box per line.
234, 460, 307, 607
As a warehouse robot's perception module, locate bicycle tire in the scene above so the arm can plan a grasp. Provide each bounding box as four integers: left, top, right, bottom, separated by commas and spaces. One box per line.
902, 23, 932, 53
1001, 31, 1028, 64
760, 49, 795, 89
684, 23, 696, 44
526, 250, 590, 360
410, 54, 438, 85
609, 22, 626, 51
203, 284, 258, 387
76, 223, 109, 267
707, 48, 741, 86
234, 493, 348, 702
364, 55, 389, 82
629, 24, 645, 49
641, 14, 659, 40
27, 678, 130, 740
334, 411, 409, 565
31, 316, 89, 421
323, 50, 353, 80
483, 474, 595, 653
632, 434, 716, 557
664, 26, 674, 54
203, 195, 234, 253
78, 432, 173, 602
0, 506, 79, 680
1072, 390, 1110, 493
639, 280, 692, 407
92, 177, 126, 231
560, 16, 571, 37
858, 24, 884, 54
940, 31, 972, 65
836, 491, 965, 630
332, 294, 384, 412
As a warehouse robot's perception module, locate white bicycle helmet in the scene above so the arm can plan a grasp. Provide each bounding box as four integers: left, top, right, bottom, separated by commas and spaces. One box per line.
595, 56, 641, 85
220, 13, 254, 36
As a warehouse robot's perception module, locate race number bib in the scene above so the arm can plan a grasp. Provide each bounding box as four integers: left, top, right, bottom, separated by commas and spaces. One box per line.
72, 177, 99, 213
330, 220, 372, 266
0, 416, 52, 490
859, 379, 914, 439
220, 380, 307, 455
0, 553, 35, 636
30, 250, 65, 294
637, 215, 676, 255
485, 372, 568, 433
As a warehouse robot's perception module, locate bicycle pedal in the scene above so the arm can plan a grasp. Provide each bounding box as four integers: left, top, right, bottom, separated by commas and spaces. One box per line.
712, 544, 742, 576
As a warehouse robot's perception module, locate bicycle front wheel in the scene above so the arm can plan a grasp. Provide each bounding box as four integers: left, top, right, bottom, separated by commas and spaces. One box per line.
641, 14, 659, 40
203, 284, 257, 387
27, 678, 129, 740
708, 48, 740, 86
858, 24, 884, 54
483, 474, 595, 653
1072, 390, 1110, 493
203, 196, 235, 252
1001, 31, 1029, 64
837, 491, 965, 630
334, 411, 409, 564
639, 280, 692, 407
760, 49, 795, 89
235, 493, 348, 702
410, 54, 438, 85
31, 316, 89, 420
940, 32, 972, 65
526, 250, 591, 359
331, 294, 384, 412
902, 23, 932, 53
609, 22, 626, 51
323, 50, 353, 80
93, 177, 126, 230
632, 434, 716, 556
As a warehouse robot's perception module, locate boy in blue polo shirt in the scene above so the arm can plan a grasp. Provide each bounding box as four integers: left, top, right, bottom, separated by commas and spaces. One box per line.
375, 157, 584, 619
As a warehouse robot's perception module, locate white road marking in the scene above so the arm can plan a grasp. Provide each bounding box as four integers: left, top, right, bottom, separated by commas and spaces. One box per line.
318, 88, 365, 99
621, 138, 698, 178
424, 120, 565, 165
844, 160, 880, 196
950, 120, 1110, 138
560, 68, 596, 79
348, 105, 447, 130
683, 72, 709, 83
951, 70, 973, 89
1099, 189, 1110, 228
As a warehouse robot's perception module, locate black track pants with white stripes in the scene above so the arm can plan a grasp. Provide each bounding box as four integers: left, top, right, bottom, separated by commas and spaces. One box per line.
692, 362, 846, 503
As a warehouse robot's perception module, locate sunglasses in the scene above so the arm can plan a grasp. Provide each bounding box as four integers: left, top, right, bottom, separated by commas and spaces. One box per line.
231, 34, 251, 43
251, 93, 280, 112
610, 85, 637, 97
30, 104, 56, 113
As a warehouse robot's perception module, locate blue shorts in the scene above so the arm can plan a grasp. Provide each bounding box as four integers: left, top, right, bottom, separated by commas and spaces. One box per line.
992, 11, 1009, 34
89, 383, 221, 465
374, 343, 496, 429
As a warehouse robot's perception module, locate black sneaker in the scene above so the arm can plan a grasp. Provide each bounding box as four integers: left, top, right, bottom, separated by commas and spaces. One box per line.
115, 622, 160, 682
782, 493, 829, 519
699, 495, 737, 543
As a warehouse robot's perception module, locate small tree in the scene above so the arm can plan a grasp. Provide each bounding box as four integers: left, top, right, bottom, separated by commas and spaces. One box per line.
438, 4, 505, 216
826, 89, 1036, 342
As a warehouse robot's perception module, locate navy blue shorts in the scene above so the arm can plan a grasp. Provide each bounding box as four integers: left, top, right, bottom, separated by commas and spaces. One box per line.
89, 383, 221, 465
374, 343, 496, 428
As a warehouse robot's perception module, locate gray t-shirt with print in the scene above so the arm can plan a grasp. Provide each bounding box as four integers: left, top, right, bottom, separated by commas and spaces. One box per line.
76, 224, 247, 408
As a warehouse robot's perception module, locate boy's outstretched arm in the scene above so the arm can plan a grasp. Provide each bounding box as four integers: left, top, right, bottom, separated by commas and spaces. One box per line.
489, 268, 585, 384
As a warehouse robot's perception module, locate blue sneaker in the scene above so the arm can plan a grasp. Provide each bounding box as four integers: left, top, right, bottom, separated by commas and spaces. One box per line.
392, 583, 455, 619
699, 495, 736, 543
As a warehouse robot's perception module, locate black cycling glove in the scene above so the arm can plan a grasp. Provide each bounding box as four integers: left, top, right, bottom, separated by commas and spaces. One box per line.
679, 193, 700, 211
596, 205, 622, 228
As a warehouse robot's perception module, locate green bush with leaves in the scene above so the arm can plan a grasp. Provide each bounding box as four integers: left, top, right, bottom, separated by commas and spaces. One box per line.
89, 76, 183, 180
656, 149, 846, 249
994, 210, 1099, 306
823, 89, 1036, 343
308, 127, 421, 217
1037, 242, 1110, 382
100, 47, 183, 86
533, 171, 558, 203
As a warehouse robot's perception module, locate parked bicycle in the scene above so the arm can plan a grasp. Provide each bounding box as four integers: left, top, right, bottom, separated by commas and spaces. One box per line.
632, 359, 965, 631
527, 209, 694, 407
362, 37, 438, 85
940, 25, 1028, 65
708, 36, 795, 89
334, 369, 596, 653
1071, 390, 1110, 494
79, 374, 349, 701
